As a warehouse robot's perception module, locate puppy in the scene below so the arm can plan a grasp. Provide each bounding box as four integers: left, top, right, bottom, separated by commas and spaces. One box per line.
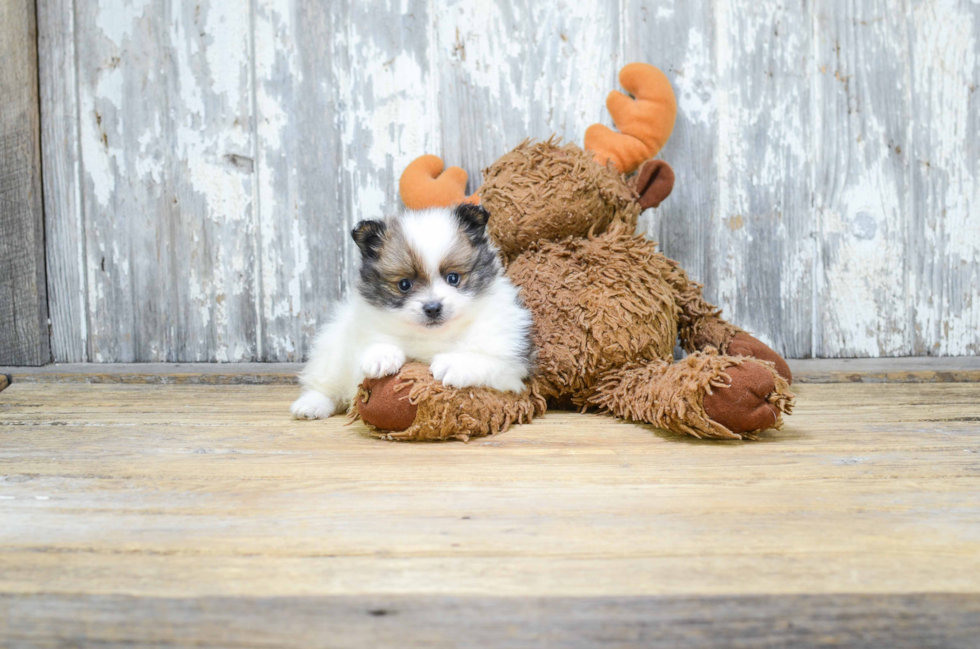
291, 204, 534, 420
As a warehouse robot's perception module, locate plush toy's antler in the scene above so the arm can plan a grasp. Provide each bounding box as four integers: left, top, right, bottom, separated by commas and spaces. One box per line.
399, 155, 480, 210
584, 63, 677, 174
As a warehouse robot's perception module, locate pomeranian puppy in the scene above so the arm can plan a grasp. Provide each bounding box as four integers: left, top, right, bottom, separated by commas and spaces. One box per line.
291, 204, 534, 420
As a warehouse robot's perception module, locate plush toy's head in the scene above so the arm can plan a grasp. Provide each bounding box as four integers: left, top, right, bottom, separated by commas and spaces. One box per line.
479, 139, 641, 258
399, 63, 678, 258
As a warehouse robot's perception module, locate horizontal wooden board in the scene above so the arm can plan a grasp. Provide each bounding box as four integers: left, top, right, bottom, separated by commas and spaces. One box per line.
2, 593, 979, 648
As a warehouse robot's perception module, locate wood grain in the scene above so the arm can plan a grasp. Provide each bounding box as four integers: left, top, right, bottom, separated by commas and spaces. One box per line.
1, 382, 978, 595
253, 0, 346, 362
70, 0, 258, 362
0, 380, 979, 643
813, 0, 913, 357
626, 0, 715, 292
0, 0, 49, 366
33, 0, 980, 361
909, 0, 980, 356
37, 0, 87, 363
710, 0, 814, 358
2, 593, 979, 648
3, 356, 980, 384
433, 0, 621, 193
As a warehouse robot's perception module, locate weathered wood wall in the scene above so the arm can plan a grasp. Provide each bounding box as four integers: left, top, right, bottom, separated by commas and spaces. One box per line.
1, 0, 49, 366
36, 0, 979, 362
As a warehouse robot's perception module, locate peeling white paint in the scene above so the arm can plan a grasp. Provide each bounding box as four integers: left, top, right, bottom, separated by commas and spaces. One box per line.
204, 2, 249, 102
911, 0, 980, 355
94, 0, 151, 46
78, 101, 118, 208
43, 0, 980, 361
674, 28, 715, 126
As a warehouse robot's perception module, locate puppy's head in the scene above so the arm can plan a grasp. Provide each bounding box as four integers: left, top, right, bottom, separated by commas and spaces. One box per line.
352, 205, 500, 328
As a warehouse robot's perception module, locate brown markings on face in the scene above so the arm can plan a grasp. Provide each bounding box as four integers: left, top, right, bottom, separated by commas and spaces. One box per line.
439, 235, 476, 277
373, 221, 430, 287
358, 213, 501, 309
439, 227, 500, 295
357, 220, 430, 308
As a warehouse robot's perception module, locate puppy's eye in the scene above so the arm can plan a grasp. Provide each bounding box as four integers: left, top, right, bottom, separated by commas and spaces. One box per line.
446, 272, 460, 286
397, 278, 413, 292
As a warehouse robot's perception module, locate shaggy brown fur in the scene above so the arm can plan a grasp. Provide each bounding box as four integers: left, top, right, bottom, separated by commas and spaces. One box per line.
590, 353, 794, 440
357, 139, 795, 442
482, 139, 641, 259
507, 221, 678, 406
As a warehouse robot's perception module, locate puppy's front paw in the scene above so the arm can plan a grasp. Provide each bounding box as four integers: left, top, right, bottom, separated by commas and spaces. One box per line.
360, 344, 406, 379
430, 353, 482, 389
291, 391, 336, 420
431, 353, 527, 392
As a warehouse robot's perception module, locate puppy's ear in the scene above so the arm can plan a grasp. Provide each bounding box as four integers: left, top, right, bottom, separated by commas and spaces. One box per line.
351, 220, 387, 259
453, 204, 491, 242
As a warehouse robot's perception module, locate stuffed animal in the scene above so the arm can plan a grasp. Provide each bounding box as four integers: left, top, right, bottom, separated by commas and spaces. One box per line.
355, 63, 794, 442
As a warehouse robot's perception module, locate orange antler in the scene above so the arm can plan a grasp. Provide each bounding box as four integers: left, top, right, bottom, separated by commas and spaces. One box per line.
399, 155, 480, 210
584, 63, 677, 174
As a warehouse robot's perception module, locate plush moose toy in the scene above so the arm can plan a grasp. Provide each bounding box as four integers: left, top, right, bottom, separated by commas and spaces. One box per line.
355, 63, 794, 441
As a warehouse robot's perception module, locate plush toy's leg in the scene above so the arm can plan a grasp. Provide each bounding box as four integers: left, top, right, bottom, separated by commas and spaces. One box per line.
353, 362, 547, 442
664, 260, 793, 383
588, 353, 794, 440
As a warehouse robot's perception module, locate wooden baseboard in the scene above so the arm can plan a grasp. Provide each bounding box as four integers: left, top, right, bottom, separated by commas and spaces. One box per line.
1, 357, 977, 385
0, 358, 978, 385
786, 356, 980, 383
0, 362, 300, 385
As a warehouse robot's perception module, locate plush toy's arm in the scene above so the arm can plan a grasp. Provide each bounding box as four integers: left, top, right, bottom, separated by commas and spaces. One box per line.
588, 353, 794, 440
354, 362, 546, 442
663, 260, 793, 383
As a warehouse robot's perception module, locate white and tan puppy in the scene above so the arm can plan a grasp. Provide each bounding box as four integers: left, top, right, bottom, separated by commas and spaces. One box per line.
291, 204, 533, 420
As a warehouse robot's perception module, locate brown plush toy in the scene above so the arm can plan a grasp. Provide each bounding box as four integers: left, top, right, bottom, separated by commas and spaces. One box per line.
356, 63, 794, 442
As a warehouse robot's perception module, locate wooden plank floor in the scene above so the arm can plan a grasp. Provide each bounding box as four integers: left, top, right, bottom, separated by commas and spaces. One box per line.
1, 380, 979, 646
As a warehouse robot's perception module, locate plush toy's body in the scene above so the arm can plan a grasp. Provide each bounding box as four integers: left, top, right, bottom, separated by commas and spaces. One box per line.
356, 64, 794, 441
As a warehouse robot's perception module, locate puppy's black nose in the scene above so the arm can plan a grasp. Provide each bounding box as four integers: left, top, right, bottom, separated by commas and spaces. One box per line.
422, 301, 443, 319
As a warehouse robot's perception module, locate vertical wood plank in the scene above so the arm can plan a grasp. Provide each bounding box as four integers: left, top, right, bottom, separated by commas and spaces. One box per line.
0, 0, 50, 366
812, 0, 913, 357
338, 0, 441, 287
254, 0, 440, 360
253, 0, 346, 361
706, 0, 814, 359
37, 0, 87, 362
431, 0, 621, 193
340, 0, 441, 215
909, 0, 980, 356
624, 0, 716, 298
74, 0, 257, 361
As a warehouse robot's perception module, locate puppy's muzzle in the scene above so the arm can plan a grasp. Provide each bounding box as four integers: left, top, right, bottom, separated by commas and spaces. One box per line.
422, 301, 443, 320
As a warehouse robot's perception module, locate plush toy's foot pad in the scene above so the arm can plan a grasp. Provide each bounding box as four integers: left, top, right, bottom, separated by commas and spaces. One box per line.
727, 332, 793, 384
356, 374, 418, 432
703, 360, 794, 437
